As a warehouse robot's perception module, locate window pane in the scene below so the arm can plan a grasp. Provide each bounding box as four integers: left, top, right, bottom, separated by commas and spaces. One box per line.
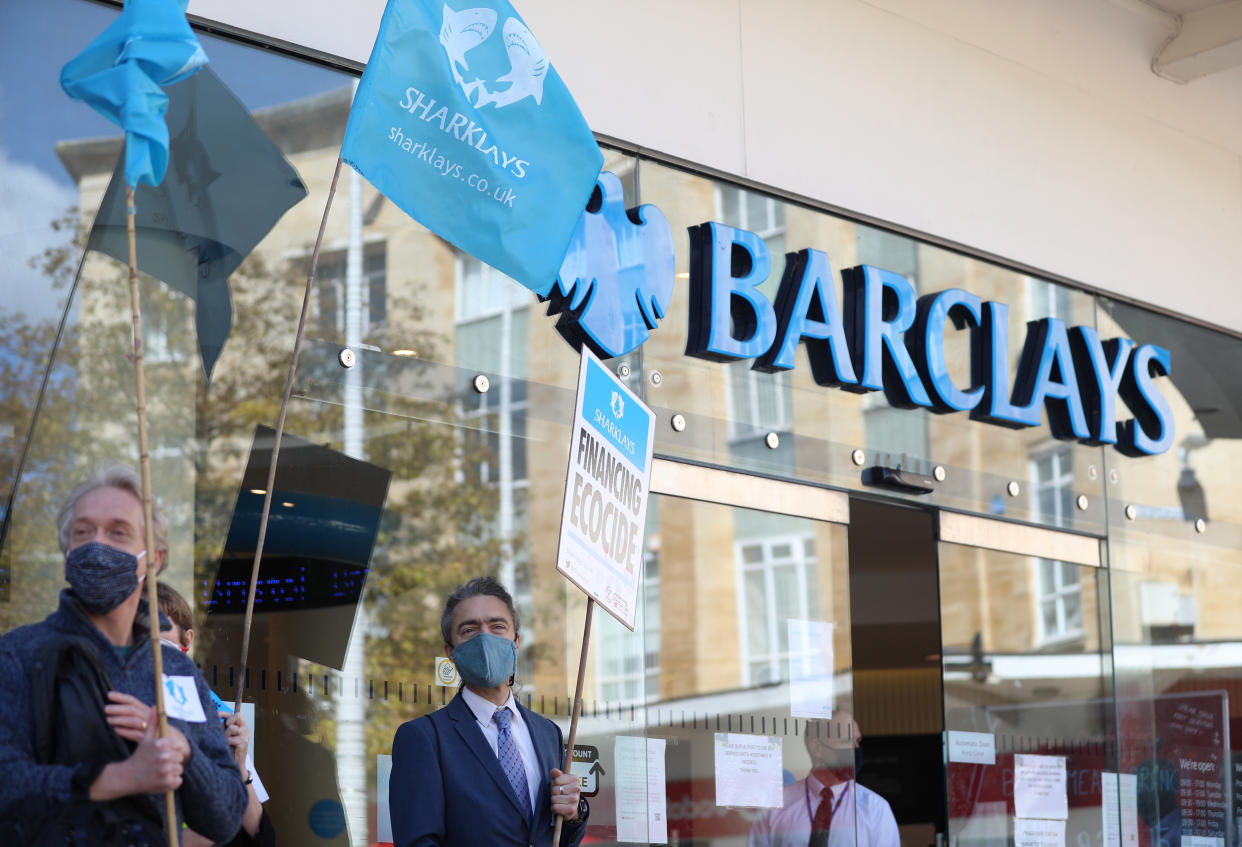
1063, 593, 1083, 632
1042, 600, 1059, 634
1036, 454, 1054, 482
1039, 487, 1057, 519
769, 199, 785, 231
1058, 488, 1075, 525
720, 185, 740, 223
1040, 559, 1057, 594
773, 569, 799, 654
746, 570, 769, 655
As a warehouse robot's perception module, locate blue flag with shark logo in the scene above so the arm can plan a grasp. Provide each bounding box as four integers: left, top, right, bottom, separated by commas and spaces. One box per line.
342, 0, 603, 295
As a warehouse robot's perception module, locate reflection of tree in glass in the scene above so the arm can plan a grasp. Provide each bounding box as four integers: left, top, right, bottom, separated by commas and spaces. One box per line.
0, 210, 82, 521
186, 243, 515, 798
0, 310, 80, 621
0, 204, 181, 625
4, 206, 523, 823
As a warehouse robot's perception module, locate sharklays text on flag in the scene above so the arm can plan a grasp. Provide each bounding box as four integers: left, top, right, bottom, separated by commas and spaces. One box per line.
342, 0, 603, 294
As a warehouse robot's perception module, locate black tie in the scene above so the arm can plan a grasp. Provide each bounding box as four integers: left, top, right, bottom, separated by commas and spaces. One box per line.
809, 785, 835, 847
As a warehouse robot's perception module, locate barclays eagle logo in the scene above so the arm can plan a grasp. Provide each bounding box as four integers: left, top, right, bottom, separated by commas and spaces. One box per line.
440, 4, 548, 109
543, 171, 676, 359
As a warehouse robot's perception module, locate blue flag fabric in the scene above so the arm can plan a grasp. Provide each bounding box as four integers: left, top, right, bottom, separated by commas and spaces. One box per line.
86, 67, 308, 382
61, 0, 207, 188
342, 0, 603, 295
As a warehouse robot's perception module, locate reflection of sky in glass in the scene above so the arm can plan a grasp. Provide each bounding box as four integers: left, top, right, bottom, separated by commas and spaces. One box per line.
3, 0, 348, 181
0, 0, 350, 320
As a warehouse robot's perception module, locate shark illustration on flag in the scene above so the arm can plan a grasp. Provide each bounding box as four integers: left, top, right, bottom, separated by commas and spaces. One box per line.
342, 0, 602, 295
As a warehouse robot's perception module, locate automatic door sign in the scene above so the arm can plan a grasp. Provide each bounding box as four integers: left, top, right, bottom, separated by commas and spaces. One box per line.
570, 744, 603, 797
555, 347, 655, 630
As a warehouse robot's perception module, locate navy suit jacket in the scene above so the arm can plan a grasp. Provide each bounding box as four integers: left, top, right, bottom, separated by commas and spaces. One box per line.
390, 692, 589, 847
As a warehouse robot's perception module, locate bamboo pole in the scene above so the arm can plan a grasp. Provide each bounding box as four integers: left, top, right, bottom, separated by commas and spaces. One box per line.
125, 184, 179, 847
552, 597, 594, 847
233, 156, 345, 712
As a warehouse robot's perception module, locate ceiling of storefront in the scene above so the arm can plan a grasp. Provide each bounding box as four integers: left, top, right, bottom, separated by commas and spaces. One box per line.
1127, 0, 1242, 81
1147, 0, 1227, 14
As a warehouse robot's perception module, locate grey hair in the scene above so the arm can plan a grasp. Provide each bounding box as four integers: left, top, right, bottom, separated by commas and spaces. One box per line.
56, 464, 168, 558
440, 576, 520, 645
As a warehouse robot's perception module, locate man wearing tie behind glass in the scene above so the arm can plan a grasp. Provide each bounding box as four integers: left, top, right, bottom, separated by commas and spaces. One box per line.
749, 711, 899, 847
389, 577, 589, 847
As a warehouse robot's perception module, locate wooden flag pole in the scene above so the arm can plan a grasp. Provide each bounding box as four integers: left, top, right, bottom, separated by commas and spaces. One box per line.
125, 184, 179, 847
234, 156, 345, 712
552, 596, 595, 847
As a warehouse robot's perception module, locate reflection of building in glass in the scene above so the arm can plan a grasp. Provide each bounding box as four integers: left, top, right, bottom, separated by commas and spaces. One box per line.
46, 82, 1242, 712
5, 4, 1242, 845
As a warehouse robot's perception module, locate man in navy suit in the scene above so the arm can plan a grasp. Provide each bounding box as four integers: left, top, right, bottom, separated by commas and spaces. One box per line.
390, 577, 589, 847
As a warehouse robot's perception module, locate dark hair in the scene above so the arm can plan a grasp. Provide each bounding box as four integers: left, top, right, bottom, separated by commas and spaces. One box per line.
156, 582, 194, 636
440, 576, 520, 645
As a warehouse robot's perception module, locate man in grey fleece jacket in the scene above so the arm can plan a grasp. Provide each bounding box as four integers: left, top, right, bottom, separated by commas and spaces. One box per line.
0, 466, 247, 844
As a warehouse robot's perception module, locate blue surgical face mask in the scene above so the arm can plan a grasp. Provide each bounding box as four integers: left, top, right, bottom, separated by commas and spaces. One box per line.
65, 541, 144, 615
451, 632, 517, 689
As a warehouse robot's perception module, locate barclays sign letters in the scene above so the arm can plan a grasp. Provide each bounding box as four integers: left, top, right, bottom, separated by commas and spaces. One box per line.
546, 173, 1173, 457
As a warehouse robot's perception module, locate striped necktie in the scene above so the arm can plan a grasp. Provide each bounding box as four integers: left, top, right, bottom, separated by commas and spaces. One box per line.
493, 707, 532, 822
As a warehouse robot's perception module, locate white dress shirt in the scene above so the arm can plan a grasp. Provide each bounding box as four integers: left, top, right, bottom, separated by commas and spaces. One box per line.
461, 685, 542, 814
748, 775, 901, 847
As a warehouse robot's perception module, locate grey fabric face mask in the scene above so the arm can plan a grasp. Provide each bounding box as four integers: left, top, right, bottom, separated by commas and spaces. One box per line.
65, 541, 144, 615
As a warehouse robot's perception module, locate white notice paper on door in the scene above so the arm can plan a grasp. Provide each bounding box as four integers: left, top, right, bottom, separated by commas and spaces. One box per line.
1014, 754, 1068, 820
787, 619, 834, 719
714, 733, 783, 808
615, 736, 668, 844
1015, 818, 1066, 847
1102, 773, 1138, 847
646, 738, 668, 844
1102, 772, 1121, 847
1117, 774, 1138, 847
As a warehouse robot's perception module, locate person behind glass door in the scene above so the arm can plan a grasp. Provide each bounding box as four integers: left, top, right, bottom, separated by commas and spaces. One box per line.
1135, 759, 1180, 847
389, 576, 589, 847
749, 710, 899, 847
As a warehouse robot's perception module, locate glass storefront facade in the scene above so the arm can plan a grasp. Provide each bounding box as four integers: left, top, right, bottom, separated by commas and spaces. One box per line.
5, 3, 1242, 846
